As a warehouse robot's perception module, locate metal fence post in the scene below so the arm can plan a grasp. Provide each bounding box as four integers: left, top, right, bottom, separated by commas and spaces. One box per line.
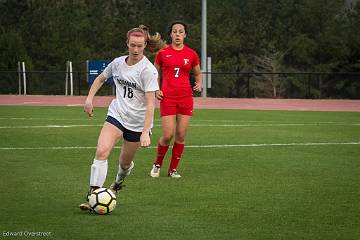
65, 61, 69, 96
69, 61, 73, 96
18, 62, 22, 95
22, 62, 27, 95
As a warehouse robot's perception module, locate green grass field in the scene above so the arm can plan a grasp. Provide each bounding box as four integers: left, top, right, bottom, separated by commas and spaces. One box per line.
0, 106, 359, 240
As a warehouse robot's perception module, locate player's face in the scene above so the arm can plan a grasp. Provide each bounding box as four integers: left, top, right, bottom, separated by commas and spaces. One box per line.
171, 24, 186, 46
127, 36, 146, 62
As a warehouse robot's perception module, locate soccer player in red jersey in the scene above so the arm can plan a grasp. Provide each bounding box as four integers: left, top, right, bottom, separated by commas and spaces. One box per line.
150, 21, 202, 178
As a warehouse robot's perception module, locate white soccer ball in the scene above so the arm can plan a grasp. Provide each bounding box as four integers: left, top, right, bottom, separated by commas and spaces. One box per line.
88, 188, 117, 215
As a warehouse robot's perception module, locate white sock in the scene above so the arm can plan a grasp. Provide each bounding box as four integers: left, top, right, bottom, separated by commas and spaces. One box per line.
115, 161, 134, 183
89, 159, 108, 188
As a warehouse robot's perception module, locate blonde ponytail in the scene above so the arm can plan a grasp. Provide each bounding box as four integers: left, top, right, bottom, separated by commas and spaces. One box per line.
127, 25, 166, 53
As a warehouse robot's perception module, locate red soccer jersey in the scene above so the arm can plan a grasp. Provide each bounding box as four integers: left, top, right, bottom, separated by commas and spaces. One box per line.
155, 45, 200, 98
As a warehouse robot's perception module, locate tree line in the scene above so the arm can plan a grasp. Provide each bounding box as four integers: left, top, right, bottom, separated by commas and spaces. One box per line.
1, 0, 359, 98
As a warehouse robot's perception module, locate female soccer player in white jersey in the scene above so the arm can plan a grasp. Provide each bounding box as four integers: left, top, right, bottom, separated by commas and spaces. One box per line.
80, 25, 165, 211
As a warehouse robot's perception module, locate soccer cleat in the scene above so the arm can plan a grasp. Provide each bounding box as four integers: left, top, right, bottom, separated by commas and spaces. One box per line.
79, 187, 97, 212
79, 202, 92, 211
150, 164, 161, 177
79, 192, 92, 211
109, 180, 126, 195
168, 169, 181, 178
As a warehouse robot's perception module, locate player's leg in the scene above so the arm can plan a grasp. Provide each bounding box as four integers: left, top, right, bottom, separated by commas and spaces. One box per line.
150, 97, 176, 177
168, 114, 190, 177
168, 97, 193, 177
80, 120, 122, 211
110, 139, 140, 193
150, 115, 176, 177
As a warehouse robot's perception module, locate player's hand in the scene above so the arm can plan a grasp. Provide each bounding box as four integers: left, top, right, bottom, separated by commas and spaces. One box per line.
140, 133, 151, 148
84, 100, 94, 117
155, 90, 164, 100
193, 82, 202, 92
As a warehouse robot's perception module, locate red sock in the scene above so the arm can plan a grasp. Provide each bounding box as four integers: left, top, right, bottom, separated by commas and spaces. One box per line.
169, 142, 185, 173
155, 143, 169, 167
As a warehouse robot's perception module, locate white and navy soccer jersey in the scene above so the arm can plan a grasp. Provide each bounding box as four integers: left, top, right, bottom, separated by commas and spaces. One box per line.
102, 56, 159, 132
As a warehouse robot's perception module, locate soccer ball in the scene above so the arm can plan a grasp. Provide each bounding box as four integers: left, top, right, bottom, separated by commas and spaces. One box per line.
89, 188, 117, 215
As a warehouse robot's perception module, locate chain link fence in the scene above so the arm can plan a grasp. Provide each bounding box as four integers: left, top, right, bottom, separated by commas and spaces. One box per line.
1, 71, 359, 99
0, 71, 114, 96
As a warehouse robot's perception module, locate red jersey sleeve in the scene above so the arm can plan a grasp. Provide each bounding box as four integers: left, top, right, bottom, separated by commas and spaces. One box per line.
192, 50, 200, 67
155, 49, 163, 66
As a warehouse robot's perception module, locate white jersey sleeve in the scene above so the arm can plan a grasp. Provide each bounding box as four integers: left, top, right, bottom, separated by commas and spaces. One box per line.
101, 61, 114, 79
140, 67, 159, 92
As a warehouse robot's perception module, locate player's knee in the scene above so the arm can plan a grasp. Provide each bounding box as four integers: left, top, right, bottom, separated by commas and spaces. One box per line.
95, 144, 111, 159
175, 132, 186, 143
161, 134, 173, 145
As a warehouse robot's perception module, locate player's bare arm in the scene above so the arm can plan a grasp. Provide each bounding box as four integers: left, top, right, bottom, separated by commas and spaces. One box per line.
154, 63, 163, 100
84, 74, 107, 117
193, 64, 202, 92
140, 91, 156, 147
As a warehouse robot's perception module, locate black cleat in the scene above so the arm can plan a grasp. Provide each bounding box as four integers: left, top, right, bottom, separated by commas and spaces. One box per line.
109, 180, 126, 194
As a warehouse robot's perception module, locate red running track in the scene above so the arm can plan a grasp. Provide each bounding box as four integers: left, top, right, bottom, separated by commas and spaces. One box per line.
0, 95, 359, 112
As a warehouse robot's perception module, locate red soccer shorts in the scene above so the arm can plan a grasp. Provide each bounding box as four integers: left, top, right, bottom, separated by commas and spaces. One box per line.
160, 96, 194, 116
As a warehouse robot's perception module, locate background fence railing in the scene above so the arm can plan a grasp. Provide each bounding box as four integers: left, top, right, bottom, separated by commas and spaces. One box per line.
204, 72, 360, 99
1, 71, 359, 99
